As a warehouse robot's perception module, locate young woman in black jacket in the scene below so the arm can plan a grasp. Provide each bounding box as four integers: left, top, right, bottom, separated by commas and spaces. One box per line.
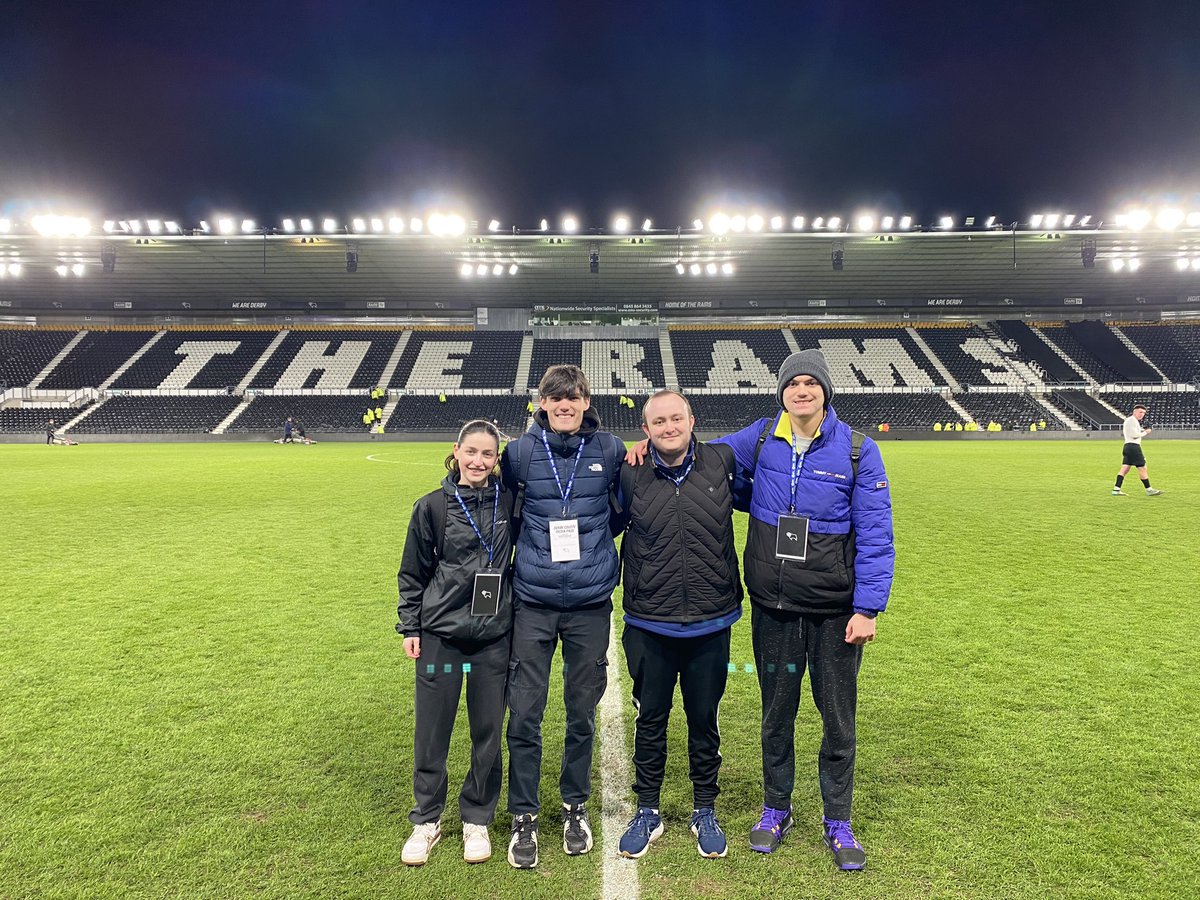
397, 420, 515, 867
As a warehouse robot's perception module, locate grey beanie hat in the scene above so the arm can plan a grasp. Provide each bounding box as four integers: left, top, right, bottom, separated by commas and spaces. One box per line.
776, 349, 834, 409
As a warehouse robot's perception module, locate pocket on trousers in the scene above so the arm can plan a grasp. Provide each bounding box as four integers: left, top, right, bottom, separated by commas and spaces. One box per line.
591, 657, 609, 704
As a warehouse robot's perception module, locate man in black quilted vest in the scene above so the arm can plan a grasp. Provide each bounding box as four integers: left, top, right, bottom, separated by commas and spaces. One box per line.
611, 390, 742, 861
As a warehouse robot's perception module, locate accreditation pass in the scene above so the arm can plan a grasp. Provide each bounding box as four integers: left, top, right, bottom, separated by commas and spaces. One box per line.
549, 518, 581, 562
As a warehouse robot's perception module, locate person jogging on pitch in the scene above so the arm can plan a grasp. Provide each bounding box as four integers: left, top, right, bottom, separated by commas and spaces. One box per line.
1112, 404, 1163, 496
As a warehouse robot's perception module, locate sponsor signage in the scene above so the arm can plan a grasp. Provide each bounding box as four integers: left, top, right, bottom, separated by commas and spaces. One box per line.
927, 298, 963, 306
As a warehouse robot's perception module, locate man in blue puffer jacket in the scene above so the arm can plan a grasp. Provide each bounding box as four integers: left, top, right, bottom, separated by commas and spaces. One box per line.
501, 364, 625, 870
715, 348, 894, 871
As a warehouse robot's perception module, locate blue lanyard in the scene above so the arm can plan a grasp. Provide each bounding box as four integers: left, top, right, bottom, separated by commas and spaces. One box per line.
650, 441, 694, 488
788, 433, 807, 515
541, 429, 587, 516
452, 483, 500, 568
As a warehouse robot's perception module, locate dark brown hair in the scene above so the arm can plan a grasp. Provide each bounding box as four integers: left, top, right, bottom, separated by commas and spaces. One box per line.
538, 364, 591, 401
444, 419, 502, 476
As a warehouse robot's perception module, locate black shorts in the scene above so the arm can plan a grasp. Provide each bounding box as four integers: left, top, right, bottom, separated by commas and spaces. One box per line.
1122, 442, 1146, 468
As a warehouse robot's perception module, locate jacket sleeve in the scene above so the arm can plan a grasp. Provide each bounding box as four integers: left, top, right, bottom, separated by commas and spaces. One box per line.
712, 418, 768, 513
397, 496, 437, 637
849, 437, 895, 615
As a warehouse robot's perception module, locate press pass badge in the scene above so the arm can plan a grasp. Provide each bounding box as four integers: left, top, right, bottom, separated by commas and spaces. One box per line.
471, 572, 502, 617
549, 518, 581, 562
776, 515, 810, 561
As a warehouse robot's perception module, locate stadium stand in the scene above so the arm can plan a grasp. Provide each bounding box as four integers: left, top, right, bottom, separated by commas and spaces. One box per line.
111, 330, 279, 389
0, 402, 93, 433
587, 394, 642, 432
0, 328, 79, 389
1118, 323, 1200, 384
249, 330, 399, 390
386, 394, 530, 434
69, 396, 242, 434
1046, 390, 1122, 429
790, 326, 945, 388
1101, 392, 1200, 428
954, 392, 1066, 430
389, 330, 524, 390
226, 395, 374, 433
992, 320, 1080, 383
914, 325, 1028, 387
39, 331, 155, 389
834, 393, 960, 431
670, 329, 790, 389
525, 338, 664, 391
1037, 323, 1126, 384
1067, 321, 1160, 382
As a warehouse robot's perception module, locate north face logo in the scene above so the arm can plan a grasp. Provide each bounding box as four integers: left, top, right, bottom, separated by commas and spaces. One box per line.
589, 463, 603, 472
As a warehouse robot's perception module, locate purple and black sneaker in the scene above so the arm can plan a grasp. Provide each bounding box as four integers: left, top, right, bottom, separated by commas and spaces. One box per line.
748, 805, 793, 853
822, 817, 866, 870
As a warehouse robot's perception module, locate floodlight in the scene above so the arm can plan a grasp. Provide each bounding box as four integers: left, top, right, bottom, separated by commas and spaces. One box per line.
322, 218, 338, 233
509, 264, 518, 275
477, 263, 488, 276
148, 219, 162, 234
352, 218, 367, 233
55, 265, 69, 277
747, 214, 763, 232
282, 219, 296, 233
300, 218, 313, 233
102, 220, 115, 233
730, 215, 746, 232
939, 216, 953, 229
563, 216, 579, 233
813, 217, 825, 228
1127, 209, 1150, 230
709, 213, 730, 235
1187, 213, 1200, 228
241, 219, 256, 233
770, 216, 784, 231
71, 263, 85, 277
642, 218, 653, 231
1079, 215, 1092, 226
706, 262, 718, 275
7, 263, 21, 276
1062, 214, 1075, 227
199, 220, 211, 233
722, 262, 734, 275
460, 263, 474, 277
371, 218, 384, 232
488, 219, 501, 232
1156, 209, 1184, 230
388, 217, 404, 233
613, 216, 630, 233
428, 213, 446, 236
857, 216, 874, 232
446, 214, 466, 236
899, 216, 912, 229
692, 219, 703, 230
217, 218, 234, 234
792, 216, 804, 229
828, 217, 842, 230
493, 264, 504, 276
410, 218, 424, 232
1111, 258, 1126, 271
129, 220, 143, 234
675, 262, 685, 274
985, 216, 996, 228
540, 219, 549, 231
1128, 258, 1141, 271
1030, 214, 1044, 228
689, 263, 701, 275
1192, 259, 1200, 271
1045, 214, 1059, 229
1176, 257, 1190, 271
882, 216, 894, 230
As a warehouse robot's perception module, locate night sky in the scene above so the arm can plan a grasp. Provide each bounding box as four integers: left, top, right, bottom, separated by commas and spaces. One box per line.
2, 0, 1200, 229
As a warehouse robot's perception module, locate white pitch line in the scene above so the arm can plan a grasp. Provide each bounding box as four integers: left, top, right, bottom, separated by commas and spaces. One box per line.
599, 609, 639, 900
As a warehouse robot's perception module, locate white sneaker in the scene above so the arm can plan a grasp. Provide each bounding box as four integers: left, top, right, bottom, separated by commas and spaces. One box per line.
463, 823, 492, 863
1146, 488, 1163, 496
402, 821, 441, 866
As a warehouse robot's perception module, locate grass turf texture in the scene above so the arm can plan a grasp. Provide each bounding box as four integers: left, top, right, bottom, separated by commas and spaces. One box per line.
1, 440, 1197, 900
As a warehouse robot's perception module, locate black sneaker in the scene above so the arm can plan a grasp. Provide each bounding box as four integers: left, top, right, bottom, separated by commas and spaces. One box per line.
822, 817, 866, 871
562, 803, 593, 855
508, 813, 538, 869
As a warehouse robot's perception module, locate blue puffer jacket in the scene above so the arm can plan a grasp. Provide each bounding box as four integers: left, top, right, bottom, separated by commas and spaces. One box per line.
715, 405, 894, 616
501, 408, 625, 609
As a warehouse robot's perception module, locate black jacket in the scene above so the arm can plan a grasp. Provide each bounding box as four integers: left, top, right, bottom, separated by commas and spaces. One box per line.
616, 441, 742, 624
397, 474, 515, 643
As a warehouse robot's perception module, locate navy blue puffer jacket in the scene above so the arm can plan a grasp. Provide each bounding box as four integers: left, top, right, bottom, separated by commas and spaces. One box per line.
501, 409, 625, 609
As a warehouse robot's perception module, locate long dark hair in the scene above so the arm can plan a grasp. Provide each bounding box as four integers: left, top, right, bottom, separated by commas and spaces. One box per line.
445, 419, 502, 477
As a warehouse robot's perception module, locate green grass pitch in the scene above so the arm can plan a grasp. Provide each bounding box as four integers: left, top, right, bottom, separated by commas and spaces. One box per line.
1, 439, 1197, 900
